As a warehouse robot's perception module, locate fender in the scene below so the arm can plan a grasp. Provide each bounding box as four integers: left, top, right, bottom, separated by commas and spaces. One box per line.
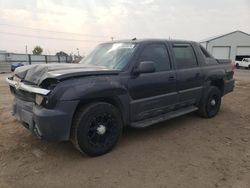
205, 69, 225, 81
49, 75, 131, 125
201, 67, 226, 98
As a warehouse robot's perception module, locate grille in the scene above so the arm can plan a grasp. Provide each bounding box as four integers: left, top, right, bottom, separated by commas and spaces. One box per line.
10, 86, 35, 102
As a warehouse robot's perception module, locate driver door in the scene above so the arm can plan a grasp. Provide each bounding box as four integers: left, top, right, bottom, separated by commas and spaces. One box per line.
128, 43, 178, 122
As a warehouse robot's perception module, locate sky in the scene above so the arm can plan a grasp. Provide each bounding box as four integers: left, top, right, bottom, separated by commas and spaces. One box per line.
0, 0, 249, 55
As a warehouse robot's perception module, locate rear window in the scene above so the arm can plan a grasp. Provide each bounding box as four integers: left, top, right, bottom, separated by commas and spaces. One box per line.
172, 44, 198, 69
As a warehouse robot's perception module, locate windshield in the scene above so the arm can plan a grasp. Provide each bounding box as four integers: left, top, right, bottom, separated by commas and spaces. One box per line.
79, 43, 136, 70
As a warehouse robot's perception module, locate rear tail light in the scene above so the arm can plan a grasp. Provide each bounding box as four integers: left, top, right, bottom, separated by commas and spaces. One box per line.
231, 60, 236, 74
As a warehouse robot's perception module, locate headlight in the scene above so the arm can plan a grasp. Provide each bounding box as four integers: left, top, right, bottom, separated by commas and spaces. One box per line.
35, 94, 44, 105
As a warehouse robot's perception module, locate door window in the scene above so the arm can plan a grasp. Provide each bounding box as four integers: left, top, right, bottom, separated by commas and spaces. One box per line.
173, 44, 198, 69
138, 44, 171, 71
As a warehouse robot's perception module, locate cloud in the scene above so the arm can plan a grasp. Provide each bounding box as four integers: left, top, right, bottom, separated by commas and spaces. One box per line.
140, 0, 155, 5
0, 0, 249, 54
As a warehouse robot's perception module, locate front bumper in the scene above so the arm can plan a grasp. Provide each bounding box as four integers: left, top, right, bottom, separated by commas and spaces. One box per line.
13, 97, 78, 141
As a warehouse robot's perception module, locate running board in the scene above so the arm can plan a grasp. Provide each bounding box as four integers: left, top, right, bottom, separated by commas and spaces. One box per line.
131, 106, 198, 128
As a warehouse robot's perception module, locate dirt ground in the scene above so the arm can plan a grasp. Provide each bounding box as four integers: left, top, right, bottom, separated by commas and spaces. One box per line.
0, 70, 250, 188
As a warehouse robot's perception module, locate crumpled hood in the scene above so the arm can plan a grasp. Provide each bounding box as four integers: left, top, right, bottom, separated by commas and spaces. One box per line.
14, 63, 117, 85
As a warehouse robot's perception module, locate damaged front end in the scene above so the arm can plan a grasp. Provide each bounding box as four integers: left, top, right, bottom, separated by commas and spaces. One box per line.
6, 73, 77, 141
6, 75, 58, 107
5, 63, 119, 141
6, 76, 51, 95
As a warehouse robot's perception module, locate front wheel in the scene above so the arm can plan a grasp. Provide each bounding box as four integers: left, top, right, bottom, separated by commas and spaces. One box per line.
71, 102, 123, 156
197, 86, 222, 118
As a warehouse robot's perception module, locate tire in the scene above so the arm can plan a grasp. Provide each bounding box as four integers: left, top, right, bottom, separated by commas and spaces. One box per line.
71, 102, 123, 156
236, 63, 239, 69
197, 86, 221, 118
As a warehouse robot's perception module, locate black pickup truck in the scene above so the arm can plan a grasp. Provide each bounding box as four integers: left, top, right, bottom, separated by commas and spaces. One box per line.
6, 39, 235, 156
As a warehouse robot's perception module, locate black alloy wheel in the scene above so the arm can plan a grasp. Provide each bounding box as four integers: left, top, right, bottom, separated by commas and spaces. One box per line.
71, 102, 123, 156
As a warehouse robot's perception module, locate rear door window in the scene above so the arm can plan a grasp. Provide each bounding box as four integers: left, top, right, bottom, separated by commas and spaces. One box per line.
172, 44, 198, 69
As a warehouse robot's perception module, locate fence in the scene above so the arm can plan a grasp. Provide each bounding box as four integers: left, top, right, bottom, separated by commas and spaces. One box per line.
0, 53, 72, 73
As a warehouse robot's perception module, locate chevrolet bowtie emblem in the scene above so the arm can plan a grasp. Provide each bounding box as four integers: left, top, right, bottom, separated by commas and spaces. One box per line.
14, 81, 21, 90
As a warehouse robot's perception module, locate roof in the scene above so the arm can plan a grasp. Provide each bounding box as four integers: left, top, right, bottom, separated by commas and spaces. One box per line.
200, 30, 250, 43
103, 38, 195, 44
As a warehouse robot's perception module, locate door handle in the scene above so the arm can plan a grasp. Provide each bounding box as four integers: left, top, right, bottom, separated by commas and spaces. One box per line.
168, 76, 175, 81
195, 73, 200, 77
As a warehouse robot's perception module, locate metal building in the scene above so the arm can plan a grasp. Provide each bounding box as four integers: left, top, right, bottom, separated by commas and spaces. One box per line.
200, 30, 250, 61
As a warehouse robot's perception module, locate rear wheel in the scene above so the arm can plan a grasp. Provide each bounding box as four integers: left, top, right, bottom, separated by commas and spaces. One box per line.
197, 86, 221, 118
71, 102, 123, 156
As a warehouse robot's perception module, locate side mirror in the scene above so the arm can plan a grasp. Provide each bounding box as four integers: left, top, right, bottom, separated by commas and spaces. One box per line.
133, 61, 156, 74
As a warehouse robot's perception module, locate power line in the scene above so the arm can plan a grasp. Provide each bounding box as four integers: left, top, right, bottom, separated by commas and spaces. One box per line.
0, 23, 110, 38
0, 31, 106, 43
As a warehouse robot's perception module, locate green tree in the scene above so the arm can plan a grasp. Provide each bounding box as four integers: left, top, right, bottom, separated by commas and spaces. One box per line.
32, 46, 43, 55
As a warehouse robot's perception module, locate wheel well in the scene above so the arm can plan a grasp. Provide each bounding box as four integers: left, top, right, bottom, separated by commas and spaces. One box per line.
69, 97, 126, 140
211, 79, 224, 94
73, 97, 125, 123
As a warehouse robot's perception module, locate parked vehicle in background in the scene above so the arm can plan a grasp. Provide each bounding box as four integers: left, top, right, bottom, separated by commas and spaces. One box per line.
11, 62, 24, 72
235, 58, 250, 69
6, 39, 235, 156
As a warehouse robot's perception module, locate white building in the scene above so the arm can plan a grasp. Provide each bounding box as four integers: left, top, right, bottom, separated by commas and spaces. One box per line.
200, 30, 250, 61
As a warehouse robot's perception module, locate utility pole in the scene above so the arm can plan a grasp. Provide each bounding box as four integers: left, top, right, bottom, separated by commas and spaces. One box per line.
76, 48, 79, 56
25, 45, 28, 65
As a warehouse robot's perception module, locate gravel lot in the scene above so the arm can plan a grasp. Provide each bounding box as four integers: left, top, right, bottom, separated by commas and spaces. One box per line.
0, 69, 250, 188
